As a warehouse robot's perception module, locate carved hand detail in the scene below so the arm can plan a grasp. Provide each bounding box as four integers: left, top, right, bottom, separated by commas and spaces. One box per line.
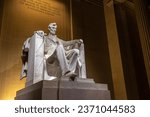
78, 39, 83, 43
76, 39, 83, 45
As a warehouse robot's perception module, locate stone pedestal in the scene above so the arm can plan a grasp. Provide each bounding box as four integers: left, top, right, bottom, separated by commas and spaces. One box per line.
15, 78, 111, 100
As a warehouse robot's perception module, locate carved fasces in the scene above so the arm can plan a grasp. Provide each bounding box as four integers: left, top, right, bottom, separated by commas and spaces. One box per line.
26, 31, 45, 85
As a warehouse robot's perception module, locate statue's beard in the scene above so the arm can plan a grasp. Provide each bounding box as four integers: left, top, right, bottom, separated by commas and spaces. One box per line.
50, 30, 56, 35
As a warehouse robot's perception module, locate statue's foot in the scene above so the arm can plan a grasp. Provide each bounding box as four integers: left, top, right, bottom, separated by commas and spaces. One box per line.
64, 71, 77, 81
69, 76, 76, 81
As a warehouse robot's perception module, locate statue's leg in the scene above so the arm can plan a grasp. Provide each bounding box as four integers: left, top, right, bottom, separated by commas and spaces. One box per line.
79, 44, 87, 78
43, 57, 57, 80
56, 44, 69, 75
66, 49, 79, 72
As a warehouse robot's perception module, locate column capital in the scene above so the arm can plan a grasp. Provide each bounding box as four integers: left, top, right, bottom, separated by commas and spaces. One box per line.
114, 0, 127, 3
103, 0, 130, 6
114, 0, 135, 9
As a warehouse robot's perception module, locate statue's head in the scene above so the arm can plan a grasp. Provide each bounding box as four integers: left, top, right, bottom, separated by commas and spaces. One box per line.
48, 23, 57, 35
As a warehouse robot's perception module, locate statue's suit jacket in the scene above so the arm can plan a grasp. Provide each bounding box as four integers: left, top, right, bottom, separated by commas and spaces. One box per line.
44, 35, 79, 59
21, 32, 87, 83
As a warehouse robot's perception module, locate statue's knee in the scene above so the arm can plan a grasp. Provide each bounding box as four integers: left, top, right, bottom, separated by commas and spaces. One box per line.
57, 44, 65, 53
57, 44, 63, 49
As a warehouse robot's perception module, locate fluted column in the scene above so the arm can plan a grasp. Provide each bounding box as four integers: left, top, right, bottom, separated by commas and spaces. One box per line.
103, 0, 127, 99
0, 0, 4, 37
134, 0, 150, 87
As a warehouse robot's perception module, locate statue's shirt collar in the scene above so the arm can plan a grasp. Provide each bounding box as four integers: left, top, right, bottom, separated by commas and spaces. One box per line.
47, 34, 58, 43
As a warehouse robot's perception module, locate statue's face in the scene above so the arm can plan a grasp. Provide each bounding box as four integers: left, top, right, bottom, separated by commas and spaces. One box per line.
48, 23, 57, 35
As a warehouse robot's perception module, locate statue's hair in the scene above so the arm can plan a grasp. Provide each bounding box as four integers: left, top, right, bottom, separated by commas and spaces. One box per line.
48, 23, 57, 29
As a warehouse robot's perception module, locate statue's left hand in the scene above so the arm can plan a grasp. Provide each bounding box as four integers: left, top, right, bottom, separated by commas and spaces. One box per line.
78, 39, 83, 44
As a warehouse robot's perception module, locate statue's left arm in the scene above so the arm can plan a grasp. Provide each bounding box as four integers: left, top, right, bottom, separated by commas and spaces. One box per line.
59, 39, 83, 47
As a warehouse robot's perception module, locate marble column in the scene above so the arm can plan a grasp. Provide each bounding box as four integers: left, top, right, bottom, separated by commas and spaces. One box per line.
0, 0, 4, 38
134, 0, 150, 87
103, 0, 127, 99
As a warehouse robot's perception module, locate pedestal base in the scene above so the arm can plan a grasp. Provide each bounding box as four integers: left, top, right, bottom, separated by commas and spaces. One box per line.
15, 78, 111, 100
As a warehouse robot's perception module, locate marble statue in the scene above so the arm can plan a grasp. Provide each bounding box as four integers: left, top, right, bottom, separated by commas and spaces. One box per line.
20, 23, 86, 86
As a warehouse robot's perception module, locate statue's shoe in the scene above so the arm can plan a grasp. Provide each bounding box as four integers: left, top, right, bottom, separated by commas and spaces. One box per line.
64, 71, 77, 81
